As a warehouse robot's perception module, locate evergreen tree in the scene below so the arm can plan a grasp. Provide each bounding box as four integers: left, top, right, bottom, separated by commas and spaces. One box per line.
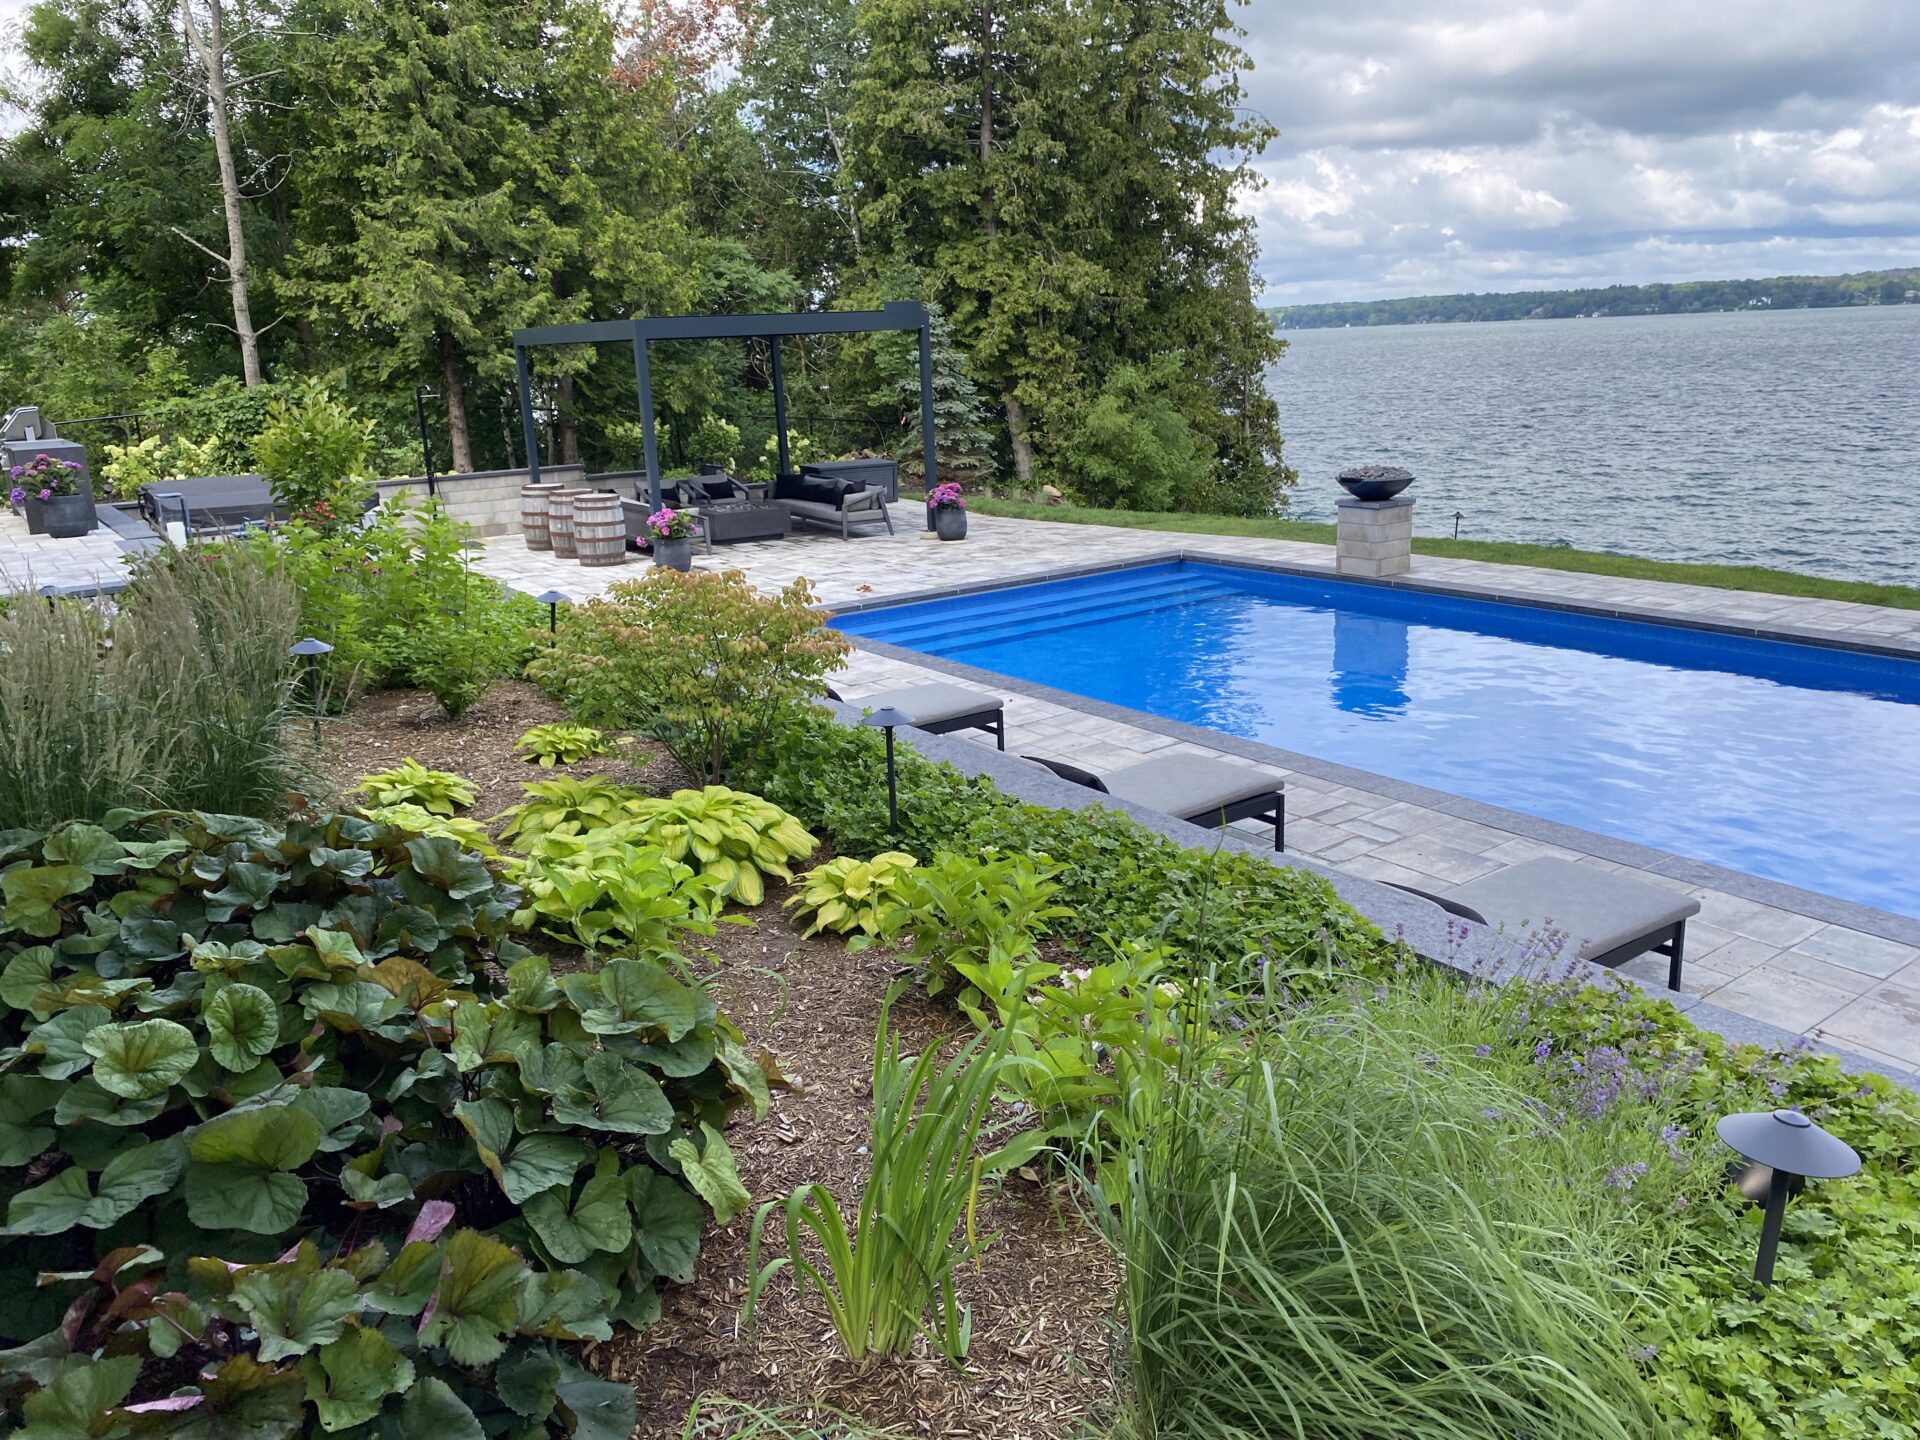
871, 305, 995, 482
285, 0, 693, 470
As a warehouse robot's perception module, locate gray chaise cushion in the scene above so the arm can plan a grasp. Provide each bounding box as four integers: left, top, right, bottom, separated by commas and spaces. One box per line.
1445, 857, 1699, 959
862, 682, 1001, 725
1102, 754, 1281, 818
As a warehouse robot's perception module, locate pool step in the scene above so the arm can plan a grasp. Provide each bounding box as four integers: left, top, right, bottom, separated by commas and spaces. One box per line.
862, 576, 1242, 656
844, 568, 1219, 639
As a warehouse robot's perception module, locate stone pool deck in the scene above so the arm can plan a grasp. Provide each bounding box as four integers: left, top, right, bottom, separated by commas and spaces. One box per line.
475, 503, 1920, 1079
0, 508, 136, 593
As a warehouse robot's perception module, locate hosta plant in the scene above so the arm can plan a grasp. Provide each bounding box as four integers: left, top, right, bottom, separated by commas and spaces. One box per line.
354, 759, 478, 816
516, 723, 619, 768
360, 801, 501, 859
878, 851, 1072, 996
508, 830, 723, 959
496, 776, 646, 848
624, 787, 817, 907
0, 811, 770, 1434
785, 852, 919, 937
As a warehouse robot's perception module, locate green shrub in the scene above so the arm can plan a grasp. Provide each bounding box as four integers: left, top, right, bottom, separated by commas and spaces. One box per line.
97, 433, 219, 499
685, 414, 741, 471
738, 705, 1393, 979
0, 810, 769, 1434
253, 382, 376, 526
254, 497, 538, 716
1055, 360, 1209, 511
877, 851, 1071, 997
355, 759, 478, 815
1105, 972, 1677, 1440
530, 570, 849, 781
516, 722, 618, 767
743, 992, 1040, 1362
0, 544, 304, 829
786, 852, 919, 938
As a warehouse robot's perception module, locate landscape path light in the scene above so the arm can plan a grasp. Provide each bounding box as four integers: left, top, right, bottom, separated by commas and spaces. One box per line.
536, 589, 569, 636
288, 637, 334, 747
860, 705, 913, 838
1715, 1107, 1860, 1288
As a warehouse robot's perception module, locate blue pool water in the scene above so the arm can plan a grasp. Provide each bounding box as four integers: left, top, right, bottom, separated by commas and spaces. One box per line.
836, 561, 1920, 917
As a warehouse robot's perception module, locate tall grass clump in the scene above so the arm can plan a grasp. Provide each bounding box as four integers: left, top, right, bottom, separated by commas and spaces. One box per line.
743, 992, 1038, 1362
0, 545, 305, 827
1106, 972, 1680, 1440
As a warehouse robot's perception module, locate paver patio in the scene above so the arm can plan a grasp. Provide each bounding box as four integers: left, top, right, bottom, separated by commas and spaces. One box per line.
0, 509, 132, 592
475, 502, 1920, 1073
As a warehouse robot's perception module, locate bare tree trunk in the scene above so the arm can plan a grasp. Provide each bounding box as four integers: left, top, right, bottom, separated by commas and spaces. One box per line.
555, 371, 581, 465
179, 0, 263, 386
438, 333, 474, 473
978, 3, 996, 239
1004, 389, 1034, 484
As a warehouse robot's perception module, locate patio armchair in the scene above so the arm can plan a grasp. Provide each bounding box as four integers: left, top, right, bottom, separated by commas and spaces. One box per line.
1024, 753, 1286, 850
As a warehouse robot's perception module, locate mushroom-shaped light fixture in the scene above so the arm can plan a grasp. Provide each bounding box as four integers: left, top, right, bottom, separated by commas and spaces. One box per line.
860, 705, 914, 838
1715, 1108, 1861, 1288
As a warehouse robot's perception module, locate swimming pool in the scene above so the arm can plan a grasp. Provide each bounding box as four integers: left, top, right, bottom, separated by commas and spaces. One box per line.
835, 561, 1920, 918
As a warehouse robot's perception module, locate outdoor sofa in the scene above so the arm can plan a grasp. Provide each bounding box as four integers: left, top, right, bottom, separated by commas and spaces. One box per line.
1387, 856, 1697, 990
772, 469, 895, 539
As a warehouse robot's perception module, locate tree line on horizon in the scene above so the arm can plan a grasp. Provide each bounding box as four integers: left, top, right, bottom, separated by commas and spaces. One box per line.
1271, 268, 1920, 330
0, 0, 1293, 516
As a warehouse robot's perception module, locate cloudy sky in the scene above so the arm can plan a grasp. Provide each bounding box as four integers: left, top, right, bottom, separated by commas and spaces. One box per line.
1235, 0, 1920, 302
4, 0, 1915, 305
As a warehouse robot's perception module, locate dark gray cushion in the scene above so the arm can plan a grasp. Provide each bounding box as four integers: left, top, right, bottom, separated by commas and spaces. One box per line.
861, 682, 1002, 725
1445, 858, 1699, 959
1102, 754, 1281, 817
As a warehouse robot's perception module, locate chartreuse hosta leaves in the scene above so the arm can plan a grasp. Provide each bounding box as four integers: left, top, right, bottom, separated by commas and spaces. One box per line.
353, 759, 478, 817
514, 723, 619, 768
500, 781, 815, 910
786, 851, 919, 936
0, 810, 766, 1436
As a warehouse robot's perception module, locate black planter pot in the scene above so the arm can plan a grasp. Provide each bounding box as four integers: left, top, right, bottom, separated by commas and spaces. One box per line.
651, 536, 694, 571
1336, 466, 1414, 502
933, 507, 968, 541
42, 494, 96, 538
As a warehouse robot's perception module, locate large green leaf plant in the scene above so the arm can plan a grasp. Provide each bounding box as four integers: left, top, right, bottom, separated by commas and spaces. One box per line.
0, 811, 770, 1436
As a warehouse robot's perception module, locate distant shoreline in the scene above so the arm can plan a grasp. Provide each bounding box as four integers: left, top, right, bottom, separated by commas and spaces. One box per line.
1269, 267, 1920, 330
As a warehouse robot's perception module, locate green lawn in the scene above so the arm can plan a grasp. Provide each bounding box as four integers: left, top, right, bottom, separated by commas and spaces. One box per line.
958, 496, 1920, 612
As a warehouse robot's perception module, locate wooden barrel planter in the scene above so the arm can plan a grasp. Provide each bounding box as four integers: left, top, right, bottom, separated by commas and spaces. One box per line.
520, 482, 563, 550
547, 489, 587, 559
573, 491, 627, 568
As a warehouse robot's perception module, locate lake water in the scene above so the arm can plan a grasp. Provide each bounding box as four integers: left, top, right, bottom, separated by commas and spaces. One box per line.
1268, 305, 1920, 586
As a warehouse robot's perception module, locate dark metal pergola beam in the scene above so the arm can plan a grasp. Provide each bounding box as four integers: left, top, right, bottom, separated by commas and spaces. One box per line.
513, 302, 936, 512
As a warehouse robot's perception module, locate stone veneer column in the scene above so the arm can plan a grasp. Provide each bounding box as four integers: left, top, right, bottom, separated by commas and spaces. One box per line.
1336, 495, 1413, 577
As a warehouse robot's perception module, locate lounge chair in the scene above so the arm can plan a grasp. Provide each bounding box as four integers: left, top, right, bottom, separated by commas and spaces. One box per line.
828, 683, 1005, 749
1387, 856, 1697, 990
1025, 753, 1286, 851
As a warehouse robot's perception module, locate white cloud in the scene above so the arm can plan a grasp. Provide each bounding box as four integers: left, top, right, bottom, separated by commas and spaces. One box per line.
1233, 0, 1920, 299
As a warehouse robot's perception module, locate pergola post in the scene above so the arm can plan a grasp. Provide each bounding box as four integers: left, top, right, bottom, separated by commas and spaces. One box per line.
516, 345, 541, 486
769, 336, 791, 475
918, 319, 937, 525
631, 323, 663, 509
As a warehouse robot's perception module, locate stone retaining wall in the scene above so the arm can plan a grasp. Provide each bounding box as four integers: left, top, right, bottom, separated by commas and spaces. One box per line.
377, 465, 587, 536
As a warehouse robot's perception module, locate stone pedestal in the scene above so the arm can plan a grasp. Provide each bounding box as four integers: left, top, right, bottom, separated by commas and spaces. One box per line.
1336, 495, 1413, 578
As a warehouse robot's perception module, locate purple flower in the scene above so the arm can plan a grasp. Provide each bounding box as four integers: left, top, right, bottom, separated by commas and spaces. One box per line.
929, 481, 966, 510
1474, 1043, 1492, 1057
1603, 1161, 1649, 1190
8, 487, 22, 507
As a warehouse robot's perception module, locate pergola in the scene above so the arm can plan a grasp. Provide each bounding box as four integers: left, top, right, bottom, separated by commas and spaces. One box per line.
512, 300, 936, 509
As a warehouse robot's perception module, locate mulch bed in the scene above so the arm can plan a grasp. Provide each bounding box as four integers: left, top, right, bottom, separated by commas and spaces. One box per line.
321, 685, 1122, 1439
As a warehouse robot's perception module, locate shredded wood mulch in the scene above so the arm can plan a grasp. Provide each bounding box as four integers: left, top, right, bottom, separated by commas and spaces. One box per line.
322, 686, 1123, 1439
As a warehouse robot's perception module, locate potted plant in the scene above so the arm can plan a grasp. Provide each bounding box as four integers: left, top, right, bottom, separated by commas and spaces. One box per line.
929, 481, 967, 541
9, 455, 93, 537
1336, 465, 1414, 502
646, 506, 699, 571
